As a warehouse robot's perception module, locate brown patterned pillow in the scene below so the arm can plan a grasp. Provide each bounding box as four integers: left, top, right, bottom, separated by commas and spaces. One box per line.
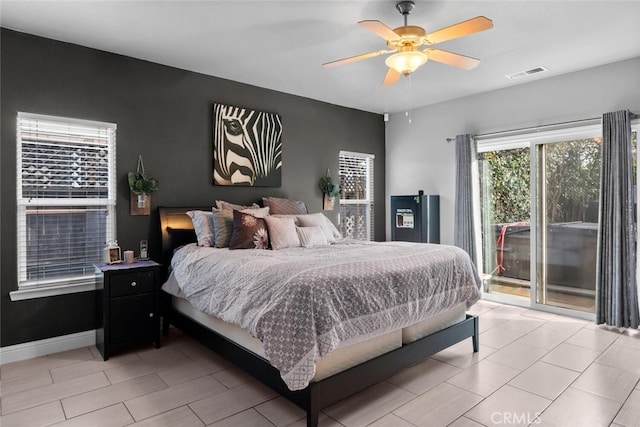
229, 210, 270, 250
262, 197, 307, 215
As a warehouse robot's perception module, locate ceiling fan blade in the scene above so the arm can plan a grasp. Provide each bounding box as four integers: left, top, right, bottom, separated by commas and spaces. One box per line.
323, 49, 391, 68
382, 67, 401, 86
358, 20, 400, 41
425, 48, 480, 70
425, 16, 493, 45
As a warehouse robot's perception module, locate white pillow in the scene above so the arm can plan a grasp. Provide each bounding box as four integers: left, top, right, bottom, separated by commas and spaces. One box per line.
296, 226, 329, 248
297, 213, 342, 243
186, 210, 214, 247
264, 216, 301, 250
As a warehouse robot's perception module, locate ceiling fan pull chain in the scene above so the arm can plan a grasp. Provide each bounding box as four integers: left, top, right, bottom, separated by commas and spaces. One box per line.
404, 75, 412, 124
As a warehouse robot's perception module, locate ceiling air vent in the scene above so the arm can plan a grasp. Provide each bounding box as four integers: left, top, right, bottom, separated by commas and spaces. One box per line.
506, 66, 548, 80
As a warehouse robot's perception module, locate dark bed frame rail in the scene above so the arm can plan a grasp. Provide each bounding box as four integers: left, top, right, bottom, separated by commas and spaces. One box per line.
158, 207, 479, 427
168, 306, 478, 427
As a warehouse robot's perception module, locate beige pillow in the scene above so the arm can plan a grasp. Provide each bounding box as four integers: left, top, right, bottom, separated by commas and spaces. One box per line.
245, 206, 270, 218
297, 213, 342, 243
186, 210, 214, 247
262, 197, 307, 215
215, 200, 259, 211
264, 216, 301, 250
296, 226, 329, 248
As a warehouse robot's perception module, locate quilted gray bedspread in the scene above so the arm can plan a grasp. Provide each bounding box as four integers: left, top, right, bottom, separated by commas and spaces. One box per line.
170, 240, 481, 390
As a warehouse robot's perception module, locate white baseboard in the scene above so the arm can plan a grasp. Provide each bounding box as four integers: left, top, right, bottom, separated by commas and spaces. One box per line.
0, 330, 96, 365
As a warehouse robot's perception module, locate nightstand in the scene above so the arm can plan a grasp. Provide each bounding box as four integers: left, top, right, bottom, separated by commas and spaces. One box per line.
95, 260, 161, 360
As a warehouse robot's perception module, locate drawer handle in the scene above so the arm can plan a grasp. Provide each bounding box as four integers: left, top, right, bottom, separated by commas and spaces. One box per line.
130, 281, 137, 287
149, 313, 154, 318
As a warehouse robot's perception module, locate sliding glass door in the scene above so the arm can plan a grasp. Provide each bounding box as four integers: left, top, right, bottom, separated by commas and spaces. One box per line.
479, 124, 603, 317
534, 138, 601, 312
479, 123, 638, 317
479, 146, 531, 305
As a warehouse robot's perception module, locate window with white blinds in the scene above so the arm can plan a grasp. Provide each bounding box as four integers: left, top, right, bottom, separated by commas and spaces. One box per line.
339, 151, 375, 241
16, 113, 116, 290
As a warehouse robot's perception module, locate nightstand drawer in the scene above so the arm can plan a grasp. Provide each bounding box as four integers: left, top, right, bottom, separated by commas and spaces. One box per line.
110, 270, 155, 297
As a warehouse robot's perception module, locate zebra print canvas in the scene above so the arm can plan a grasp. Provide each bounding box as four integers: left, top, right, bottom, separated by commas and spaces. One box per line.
213, 103, 282, 186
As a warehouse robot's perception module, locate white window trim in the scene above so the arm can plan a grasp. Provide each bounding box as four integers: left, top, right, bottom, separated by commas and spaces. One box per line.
12, 112, 116, 300
339, 151, 375, 241
477, 123, 602, 153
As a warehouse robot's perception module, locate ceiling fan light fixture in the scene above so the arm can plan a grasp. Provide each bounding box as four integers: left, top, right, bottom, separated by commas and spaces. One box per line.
385, 50, 428, 75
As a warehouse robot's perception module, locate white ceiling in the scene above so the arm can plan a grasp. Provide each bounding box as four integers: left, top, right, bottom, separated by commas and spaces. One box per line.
2, 1, 640, 114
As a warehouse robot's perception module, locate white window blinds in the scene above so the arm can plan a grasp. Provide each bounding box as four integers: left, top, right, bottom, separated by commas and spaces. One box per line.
339, 151, 375, 241
16, 113, 116, 289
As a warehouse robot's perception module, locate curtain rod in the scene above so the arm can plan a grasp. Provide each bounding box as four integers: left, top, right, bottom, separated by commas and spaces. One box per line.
445, 111, 639, 143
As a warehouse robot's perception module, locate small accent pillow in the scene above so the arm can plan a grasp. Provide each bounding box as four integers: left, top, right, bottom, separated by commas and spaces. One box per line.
215, 200, 259, 212
229, 210, 270, 250
262, 197, 308, 215
296, 226, 329, 248
297, 213, 342, 243
186, 210, 214, 247
264, 216, 301, 250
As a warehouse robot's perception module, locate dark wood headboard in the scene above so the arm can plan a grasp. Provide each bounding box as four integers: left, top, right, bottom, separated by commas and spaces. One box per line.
158, 206, 209, 278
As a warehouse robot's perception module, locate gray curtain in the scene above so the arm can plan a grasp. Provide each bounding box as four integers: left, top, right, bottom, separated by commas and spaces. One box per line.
596, 110, 639, 327
454, 134, 477, 263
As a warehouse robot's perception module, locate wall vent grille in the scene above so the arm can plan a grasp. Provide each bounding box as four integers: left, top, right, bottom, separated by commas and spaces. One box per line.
506, 66, 548, 80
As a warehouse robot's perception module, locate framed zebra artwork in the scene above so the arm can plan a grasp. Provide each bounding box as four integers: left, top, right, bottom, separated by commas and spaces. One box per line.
213, 103, 283, 186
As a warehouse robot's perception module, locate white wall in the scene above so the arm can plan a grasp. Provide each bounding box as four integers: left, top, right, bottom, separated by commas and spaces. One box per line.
385, 57, 640, 244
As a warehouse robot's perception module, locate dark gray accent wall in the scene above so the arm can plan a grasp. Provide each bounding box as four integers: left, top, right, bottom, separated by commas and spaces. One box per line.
0, 29, 385, 347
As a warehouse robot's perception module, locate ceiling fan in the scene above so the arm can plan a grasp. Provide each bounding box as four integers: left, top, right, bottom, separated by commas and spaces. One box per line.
323, 1, 493, 85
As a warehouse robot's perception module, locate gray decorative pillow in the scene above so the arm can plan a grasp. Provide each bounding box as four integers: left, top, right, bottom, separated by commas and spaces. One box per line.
265, 216, 301, 250
296, 226, 329, 248
262, 197, 308, 215
186, 210, 214, 247
297, 213, 342, 243
211, 208, 234, 248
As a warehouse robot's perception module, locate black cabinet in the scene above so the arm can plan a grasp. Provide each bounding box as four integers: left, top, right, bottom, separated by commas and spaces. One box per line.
95, 260, 161, 360
391, 195, 440, 243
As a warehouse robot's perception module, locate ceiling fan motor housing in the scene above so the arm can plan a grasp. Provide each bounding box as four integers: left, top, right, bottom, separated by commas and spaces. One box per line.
388, 25, 426, 49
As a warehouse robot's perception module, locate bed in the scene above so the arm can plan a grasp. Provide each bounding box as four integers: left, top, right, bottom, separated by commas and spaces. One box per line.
158, 206, 480, 427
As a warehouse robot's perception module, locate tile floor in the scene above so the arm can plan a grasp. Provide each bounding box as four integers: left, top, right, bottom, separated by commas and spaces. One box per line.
1, 300, 640, 426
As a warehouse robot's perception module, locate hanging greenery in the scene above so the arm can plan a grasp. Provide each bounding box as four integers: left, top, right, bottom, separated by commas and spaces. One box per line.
319, 176, 340, 198
128, 156, 159, 195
